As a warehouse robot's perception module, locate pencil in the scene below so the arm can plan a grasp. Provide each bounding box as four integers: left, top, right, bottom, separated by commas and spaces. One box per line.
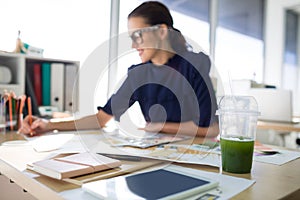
0, 96, 4, 130
19, 95, 26, 114
15, 98, 19, 117
27, 97, 33, 135
12, 97, 16, 128
8, 95, 13, 131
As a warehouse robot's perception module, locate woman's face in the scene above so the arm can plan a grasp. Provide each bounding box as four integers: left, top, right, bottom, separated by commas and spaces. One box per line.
128, 17, 161, 63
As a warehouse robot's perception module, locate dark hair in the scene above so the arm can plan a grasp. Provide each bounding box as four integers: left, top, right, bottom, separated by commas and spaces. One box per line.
128, 1, 188, 53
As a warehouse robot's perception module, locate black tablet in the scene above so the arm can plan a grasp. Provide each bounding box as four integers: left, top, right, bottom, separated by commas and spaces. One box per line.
82, 165, 219, 200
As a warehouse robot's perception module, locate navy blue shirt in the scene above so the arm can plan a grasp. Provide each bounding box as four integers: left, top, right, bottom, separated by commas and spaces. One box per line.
98, 51, 218, 127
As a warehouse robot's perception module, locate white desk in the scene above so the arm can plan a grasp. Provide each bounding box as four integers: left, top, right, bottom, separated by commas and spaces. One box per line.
0, 131, 300, 199
257, 120, 300, 133
257, 120, 300, 146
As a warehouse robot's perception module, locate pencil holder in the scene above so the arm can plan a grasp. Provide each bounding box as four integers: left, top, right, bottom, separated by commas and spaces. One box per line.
5, 108, 17, 131
5, 97, 23, 132
8, 111, 23, 131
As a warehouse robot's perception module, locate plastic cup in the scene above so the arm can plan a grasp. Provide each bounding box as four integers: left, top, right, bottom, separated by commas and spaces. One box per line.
216, 96, 260, 174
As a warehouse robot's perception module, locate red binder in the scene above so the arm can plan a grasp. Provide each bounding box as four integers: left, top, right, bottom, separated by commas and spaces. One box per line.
33, 63, 42, 105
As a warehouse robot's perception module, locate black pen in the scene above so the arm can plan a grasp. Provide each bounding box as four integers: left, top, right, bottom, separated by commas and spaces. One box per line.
259, 150, 280, 155
98, 153, 142, 161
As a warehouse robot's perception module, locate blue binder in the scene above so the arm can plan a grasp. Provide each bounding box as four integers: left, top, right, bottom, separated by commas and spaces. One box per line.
42, 63, 51, 106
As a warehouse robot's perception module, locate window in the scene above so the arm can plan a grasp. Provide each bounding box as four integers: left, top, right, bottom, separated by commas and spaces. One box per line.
283, 10, 299, 114
161, 0, 210, 53
215, 0, 265, 94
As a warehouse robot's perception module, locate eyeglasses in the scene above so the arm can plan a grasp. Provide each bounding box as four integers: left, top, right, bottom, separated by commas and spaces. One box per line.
130, 24, 161, 44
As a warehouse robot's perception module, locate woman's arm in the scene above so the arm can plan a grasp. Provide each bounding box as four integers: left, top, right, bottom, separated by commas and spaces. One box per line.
48, 109, 112, 131
143, 121, 219, 137
19, 109, 113, 135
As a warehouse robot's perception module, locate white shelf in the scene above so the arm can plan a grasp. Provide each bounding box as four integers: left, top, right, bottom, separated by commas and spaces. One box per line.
0, 84, 22, 95
0, 52, 79, 113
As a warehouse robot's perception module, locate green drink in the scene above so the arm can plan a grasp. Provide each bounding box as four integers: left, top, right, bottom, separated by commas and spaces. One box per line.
217, 96, 260, 173
220, 136, 254, 174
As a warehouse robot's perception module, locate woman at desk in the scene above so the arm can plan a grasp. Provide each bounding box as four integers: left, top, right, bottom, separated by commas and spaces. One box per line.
19, 1, 219, 137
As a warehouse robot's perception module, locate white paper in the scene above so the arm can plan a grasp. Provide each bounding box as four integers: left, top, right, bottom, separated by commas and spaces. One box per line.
183, 166, 255, 200
25, 132, 87, 153
114, 144, 221, 167
79, 165, 255, 200
254, 149, 300, 165
25, 130, 300, 167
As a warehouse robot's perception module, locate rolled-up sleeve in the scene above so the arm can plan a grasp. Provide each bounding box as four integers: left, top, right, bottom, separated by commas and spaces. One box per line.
97, 70, 136, 121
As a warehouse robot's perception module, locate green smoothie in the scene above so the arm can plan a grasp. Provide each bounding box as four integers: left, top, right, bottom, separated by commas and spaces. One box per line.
220, 136, 254, 173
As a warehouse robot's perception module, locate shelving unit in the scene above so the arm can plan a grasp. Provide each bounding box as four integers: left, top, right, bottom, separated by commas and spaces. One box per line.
0, 52, 80, 114
0, 53, 25, 96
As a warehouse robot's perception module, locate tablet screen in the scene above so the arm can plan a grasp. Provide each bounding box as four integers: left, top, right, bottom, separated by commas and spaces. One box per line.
83, 166, 218, 200
124, 169, 210, 199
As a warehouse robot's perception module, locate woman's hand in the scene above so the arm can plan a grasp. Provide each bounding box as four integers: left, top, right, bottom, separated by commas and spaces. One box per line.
18, 115, 50, 136
141, 122, 164, 133
140, 121, 219, 137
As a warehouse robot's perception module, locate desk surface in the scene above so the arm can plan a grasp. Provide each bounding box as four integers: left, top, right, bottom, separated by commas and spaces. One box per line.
257, 120, 300, 132
0, 131, 300, 200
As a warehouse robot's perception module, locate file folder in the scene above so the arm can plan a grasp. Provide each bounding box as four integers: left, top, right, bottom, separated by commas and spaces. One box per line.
51, 63, 64, 111
33, 63, 42, 105
42, 63, 51, 106
64, 64, 78, 112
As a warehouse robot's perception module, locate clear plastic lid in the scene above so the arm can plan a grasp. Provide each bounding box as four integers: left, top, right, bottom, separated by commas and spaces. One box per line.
216, 96, 260, 116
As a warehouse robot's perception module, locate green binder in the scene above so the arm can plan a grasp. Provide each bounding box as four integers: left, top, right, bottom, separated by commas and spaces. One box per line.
42, 63, 51, 106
